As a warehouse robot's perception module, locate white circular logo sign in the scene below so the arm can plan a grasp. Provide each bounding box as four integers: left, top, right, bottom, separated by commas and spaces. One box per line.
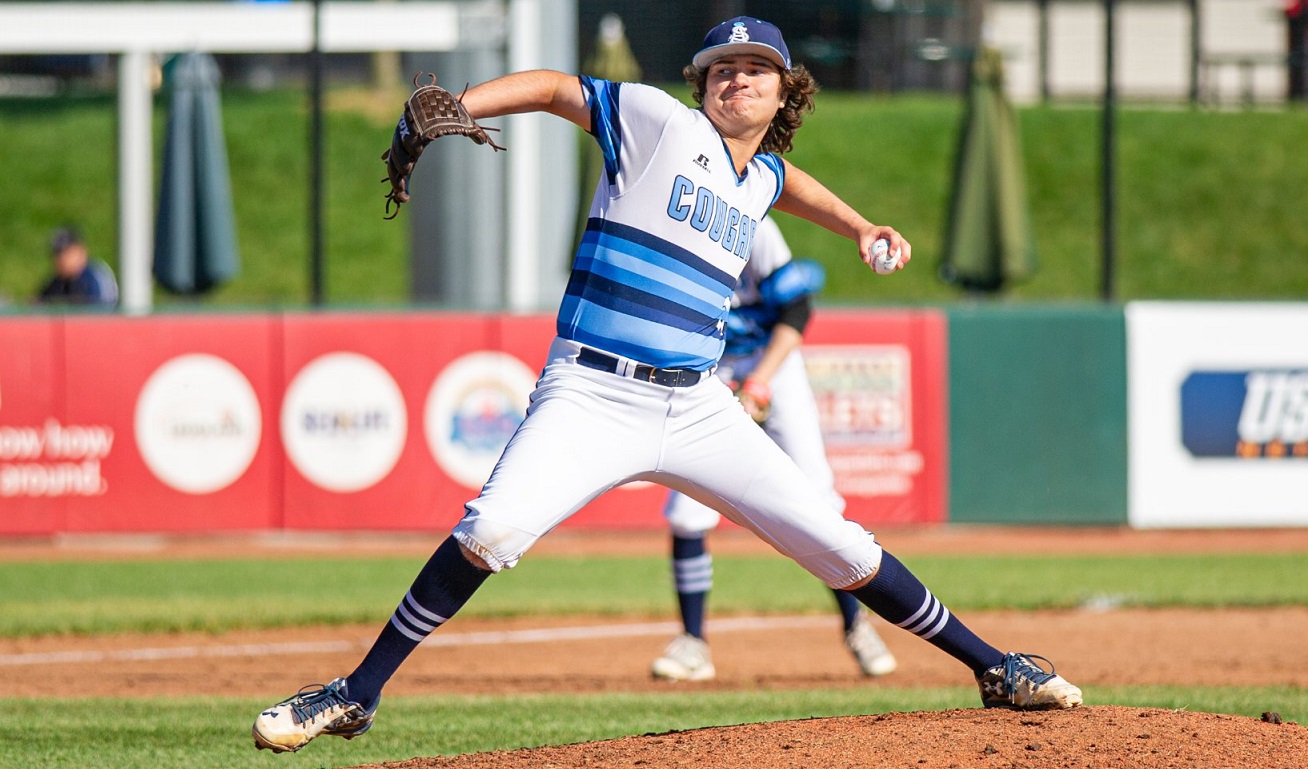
135, 354, 262, 494
281, 352, 407, 493
425, 351, 537, 489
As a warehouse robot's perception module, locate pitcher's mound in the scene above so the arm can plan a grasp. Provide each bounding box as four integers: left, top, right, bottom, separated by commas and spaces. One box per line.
355, 705, 1305, 769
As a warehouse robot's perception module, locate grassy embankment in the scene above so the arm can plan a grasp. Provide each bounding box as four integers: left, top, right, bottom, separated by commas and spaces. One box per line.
3, 89, 1307, 308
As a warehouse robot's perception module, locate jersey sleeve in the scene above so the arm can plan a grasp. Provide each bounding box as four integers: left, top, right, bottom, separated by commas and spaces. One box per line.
755, 153, 785, 210
579, 76, 683, 194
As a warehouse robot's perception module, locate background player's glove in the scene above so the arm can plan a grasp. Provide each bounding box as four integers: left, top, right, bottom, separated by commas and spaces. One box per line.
381, 73, 506, 219
732, 378, 772, 424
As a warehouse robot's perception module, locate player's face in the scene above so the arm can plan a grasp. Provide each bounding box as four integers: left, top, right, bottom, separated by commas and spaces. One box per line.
701, 55, 785, 136
53, 243, 88, 279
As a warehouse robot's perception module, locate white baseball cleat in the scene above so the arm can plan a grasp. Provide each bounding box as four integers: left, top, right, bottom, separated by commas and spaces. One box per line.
976, 652, 1083, 710
844, 612, 898, 677
252, 677, 376, 753
651, 633, 717, 681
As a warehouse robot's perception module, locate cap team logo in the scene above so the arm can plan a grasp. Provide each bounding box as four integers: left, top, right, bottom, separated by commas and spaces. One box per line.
729, 21, 750, 43
135, 354, 262, 494
424, 351, 536, 489
281, 352, 408, 493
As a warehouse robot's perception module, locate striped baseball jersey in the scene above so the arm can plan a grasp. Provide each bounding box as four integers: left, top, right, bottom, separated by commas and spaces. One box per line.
558, 76, 786, 371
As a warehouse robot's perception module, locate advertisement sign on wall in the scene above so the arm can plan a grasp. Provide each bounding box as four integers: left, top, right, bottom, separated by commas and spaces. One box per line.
0, 318, 68, 533
135, 353, 263, 496
1127, 302, 1308, 527
1, 317, 278, 534
805, 310, 948, 526
0, 309, 948, 535
278, 313, 499, 531
63, 315, 280, 532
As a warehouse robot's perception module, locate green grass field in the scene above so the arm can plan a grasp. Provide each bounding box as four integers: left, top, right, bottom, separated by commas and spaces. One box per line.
2, 551, 1305, 637
5, 549, 1306, 768
3, 87, 1307, 309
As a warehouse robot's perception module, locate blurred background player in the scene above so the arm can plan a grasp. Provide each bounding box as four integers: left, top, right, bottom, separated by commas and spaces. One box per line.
36, 225, 119, 307
652, 215, 897, 682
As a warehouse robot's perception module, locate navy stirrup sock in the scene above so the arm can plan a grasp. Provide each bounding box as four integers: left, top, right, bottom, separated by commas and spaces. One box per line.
345, 536, 490, 708
831, 588, 863, 633
848, 550, 1001, 673
671, 535, 711, 639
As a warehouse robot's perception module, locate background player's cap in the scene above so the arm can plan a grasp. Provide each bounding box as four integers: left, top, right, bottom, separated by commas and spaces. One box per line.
693, 17, 791, 72
50, 226, 83, 255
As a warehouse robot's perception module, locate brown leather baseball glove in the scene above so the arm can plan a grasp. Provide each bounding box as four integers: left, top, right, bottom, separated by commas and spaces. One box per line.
381, 73, 506, 219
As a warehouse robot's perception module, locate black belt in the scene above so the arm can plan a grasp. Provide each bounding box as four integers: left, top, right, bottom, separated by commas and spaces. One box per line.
576, 347, 707, 388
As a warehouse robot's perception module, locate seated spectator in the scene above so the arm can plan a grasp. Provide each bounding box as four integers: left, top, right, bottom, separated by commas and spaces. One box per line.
37, 226, 118, 307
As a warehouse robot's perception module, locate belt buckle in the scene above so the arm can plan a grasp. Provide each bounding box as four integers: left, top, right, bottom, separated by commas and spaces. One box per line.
663, 368, 691, 387
638, 364, 698, 387
644, 366, 672, 386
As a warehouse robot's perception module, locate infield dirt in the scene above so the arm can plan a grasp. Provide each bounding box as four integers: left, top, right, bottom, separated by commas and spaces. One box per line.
6, 526, 1307, 768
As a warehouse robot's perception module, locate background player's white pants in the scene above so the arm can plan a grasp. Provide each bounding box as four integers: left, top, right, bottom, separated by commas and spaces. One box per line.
664, 347, 843, 537
454, 338, 882, 589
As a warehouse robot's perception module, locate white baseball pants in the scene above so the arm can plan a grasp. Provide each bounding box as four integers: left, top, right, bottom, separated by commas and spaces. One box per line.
454, 337, 882, 589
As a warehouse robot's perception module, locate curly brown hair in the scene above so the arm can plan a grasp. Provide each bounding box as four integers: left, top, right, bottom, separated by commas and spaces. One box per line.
681, 62, 819, 155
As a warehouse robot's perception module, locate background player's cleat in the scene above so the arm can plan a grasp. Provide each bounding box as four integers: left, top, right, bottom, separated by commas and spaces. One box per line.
844, 613, 898, 677
252, 677, 376, 753
651, 633, 716, 681
976, 652, 1083, 710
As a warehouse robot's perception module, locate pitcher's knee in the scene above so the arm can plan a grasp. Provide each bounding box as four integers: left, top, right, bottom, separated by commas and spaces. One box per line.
451, 515, 540, 573
799, 537, 884, 590
456, 541, 493, 571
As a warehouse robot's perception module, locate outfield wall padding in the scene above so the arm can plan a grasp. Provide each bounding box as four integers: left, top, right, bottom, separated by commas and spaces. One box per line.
947, 305, 1128, 525
0, 309, 947, 535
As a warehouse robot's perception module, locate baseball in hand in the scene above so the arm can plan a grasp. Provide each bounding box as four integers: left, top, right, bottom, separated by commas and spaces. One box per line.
871, 238, 902, 275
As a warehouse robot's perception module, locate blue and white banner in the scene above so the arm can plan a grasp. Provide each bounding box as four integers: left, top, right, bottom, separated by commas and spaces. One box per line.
1126, 302, 1308, 528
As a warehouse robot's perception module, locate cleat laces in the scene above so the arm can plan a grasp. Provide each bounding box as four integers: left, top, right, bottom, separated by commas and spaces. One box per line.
282, 683, 358, 726
977, 651, 1081, 710
1004, 652, 1057, 689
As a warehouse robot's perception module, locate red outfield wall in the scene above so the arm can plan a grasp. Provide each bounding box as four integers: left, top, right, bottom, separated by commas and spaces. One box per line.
0, 310, 946, 535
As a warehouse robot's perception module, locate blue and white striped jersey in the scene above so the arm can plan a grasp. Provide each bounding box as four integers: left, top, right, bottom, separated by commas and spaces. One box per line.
557, 76, 786, 371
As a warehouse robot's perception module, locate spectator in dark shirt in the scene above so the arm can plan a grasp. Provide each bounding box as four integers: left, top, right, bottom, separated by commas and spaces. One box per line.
37, 226, 118, 307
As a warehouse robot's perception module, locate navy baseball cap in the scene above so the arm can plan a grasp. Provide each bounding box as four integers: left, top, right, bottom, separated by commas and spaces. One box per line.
693, 17, 791, 72
50, 226, 83, 254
